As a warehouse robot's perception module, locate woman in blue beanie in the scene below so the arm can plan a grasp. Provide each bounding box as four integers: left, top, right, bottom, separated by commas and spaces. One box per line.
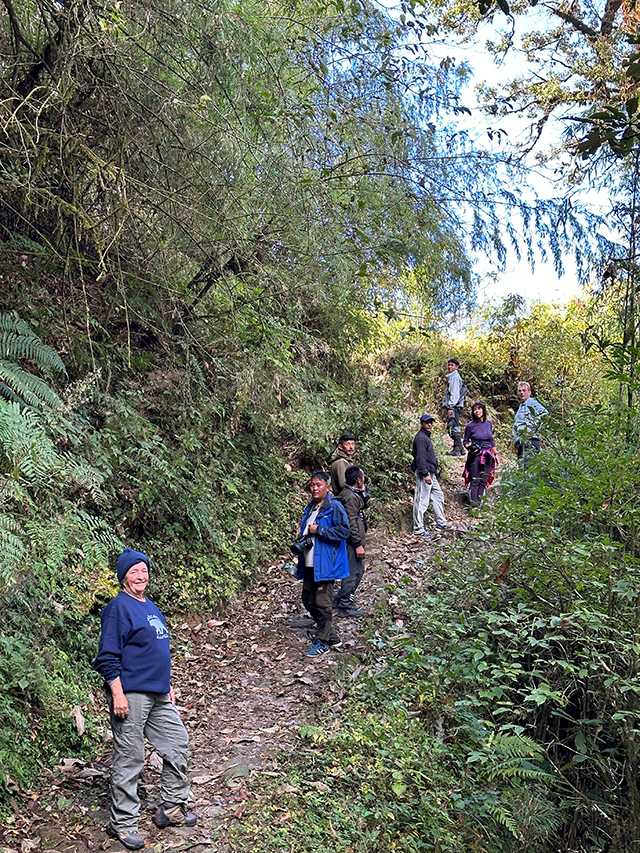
93, 549, 196, 850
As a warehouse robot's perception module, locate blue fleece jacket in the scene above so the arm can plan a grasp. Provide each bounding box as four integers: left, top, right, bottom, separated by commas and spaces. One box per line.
93, 592, 171, 693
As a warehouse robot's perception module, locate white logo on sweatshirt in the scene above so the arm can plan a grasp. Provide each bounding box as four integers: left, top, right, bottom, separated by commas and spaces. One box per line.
147, 614, 169, 640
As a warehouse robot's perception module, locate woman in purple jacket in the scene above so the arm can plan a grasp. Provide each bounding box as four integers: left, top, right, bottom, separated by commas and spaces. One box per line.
463, 402, 499, 507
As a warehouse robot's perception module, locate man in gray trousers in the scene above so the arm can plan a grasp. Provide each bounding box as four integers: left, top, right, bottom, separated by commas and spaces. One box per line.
411, 414, 452, 536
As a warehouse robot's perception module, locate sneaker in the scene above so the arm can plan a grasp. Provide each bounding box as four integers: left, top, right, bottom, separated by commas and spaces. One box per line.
435, 523, 453, 530
413, 531, 431, 538
303, 640, 329, 657
106, 824, 145, 850
326, 637, 343, 648
153, 803, 197, 828
336, 608, 365, 618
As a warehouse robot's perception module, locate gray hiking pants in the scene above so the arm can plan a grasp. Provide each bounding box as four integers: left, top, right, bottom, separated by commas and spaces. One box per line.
107, 691, 190, 833
412, 473, 447, 533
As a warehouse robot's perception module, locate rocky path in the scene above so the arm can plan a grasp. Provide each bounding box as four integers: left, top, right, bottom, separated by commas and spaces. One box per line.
1, 463, 476, 853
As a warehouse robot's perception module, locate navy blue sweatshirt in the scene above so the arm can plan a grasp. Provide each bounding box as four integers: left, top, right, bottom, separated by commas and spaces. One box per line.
93, 592, 171, 693
412, 427, 439, 476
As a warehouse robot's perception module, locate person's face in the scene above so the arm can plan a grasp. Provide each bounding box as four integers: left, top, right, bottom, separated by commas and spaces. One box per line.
340, 439, 355, 456
422, 419, 434, 432
517, 384, 531, 402
122, 561, 149, 599
473, 405, 484, 421
309, 477, 330, 503
447, 361, 458, 373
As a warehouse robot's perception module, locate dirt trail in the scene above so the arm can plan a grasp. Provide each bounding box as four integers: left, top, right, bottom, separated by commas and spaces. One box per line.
1, 462, 475, 853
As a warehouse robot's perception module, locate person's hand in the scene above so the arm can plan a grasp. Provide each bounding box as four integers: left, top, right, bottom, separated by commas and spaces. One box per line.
356, 546, 365, 558
168, 687, 176, 705
113, 695, 128, 717
425, 475, 432, 484
447, 409, 453, 416
110, 680, 129, 719
308, 523, 318, 535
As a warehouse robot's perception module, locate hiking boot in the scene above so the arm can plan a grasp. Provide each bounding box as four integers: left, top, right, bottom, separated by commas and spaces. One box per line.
303, 640, 329, 657
106, 824, 145, 850
153, 802, 197, 828
336, 607, 365, 618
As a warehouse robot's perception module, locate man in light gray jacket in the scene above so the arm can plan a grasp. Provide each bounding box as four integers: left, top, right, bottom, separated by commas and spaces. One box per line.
513, 381, 548, 467
442, 358, 466, 456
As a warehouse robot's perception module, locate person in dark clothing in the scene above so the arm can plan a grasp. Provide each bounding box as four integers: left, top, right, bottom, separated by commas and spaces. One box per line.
330, 433, 356, 495
334, 466, 367, 618
463, 401, 499, 507
93, 549, 196, 851
411, 414, 452, 536
296, 471, 350, 657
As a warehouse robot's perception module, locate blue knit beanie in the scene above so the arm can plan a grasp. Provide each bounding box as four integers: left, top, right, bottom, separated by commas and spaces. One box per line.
117, 548, 150, 583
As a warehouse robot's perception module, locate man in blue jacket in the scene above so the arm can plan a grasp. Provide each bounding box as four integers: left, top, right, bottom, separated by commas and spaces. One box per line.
296, 471, 350, 657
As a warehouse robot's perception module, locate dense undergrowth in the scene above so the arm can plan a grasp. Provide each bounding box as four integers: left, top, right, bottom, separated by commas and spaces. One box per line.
230, 410, 640, 853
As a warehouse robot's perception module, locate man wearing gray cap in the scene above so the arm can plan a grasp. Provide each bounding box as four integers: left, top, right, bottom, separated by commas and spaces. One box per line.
411, 414, 452, 536
93, 549, 196, 850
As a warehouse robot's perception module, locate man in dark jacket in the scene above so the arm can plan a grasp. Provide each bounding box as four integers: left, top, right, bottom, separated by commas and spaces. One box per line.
412, 414, 452, 536
334, 466, 367, 618
330, 433, 356, 495
296, 471, 350, 657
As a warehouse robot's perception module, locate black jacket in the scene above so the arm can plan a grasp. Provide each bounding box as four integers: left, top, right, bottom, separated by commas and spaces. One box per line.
411, 427, 439, 477
336, 485, 367, 547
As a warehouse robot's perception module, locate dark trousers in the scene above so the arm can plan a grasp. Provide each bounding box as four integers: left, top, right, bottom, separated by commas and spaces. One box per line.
302, 566, 338, 643
334, 541, 365, 610
446, 408, 463, 444
516, 438, 540, 469
468, 453, 491, 506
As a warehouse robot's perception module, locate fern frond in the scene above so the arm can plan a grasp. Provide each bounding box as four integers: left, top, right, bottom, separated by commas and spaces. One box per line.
0, 514, 27, 588
59, 452, 107, 506
487, 762, 555, 783
0, 400, 61, 484
0, 313, 66, 376
0, 313, 36, 337
186, 498, 214, 540
0, 360, 62, 409
0, 331, 66, 375
486, 803, 521, 839
491, 733, 543, 758
0, 313, 66, 410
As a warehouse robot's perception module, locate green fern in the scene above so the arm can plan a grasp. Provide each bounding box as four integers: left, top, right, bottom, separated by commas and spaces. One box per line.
486, 803, 522, 839
0, 313, 66, 409
0, 401, 60, 484
469, 732, 555, 784
0, 514, 26, 588
186, 498, 215, 540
